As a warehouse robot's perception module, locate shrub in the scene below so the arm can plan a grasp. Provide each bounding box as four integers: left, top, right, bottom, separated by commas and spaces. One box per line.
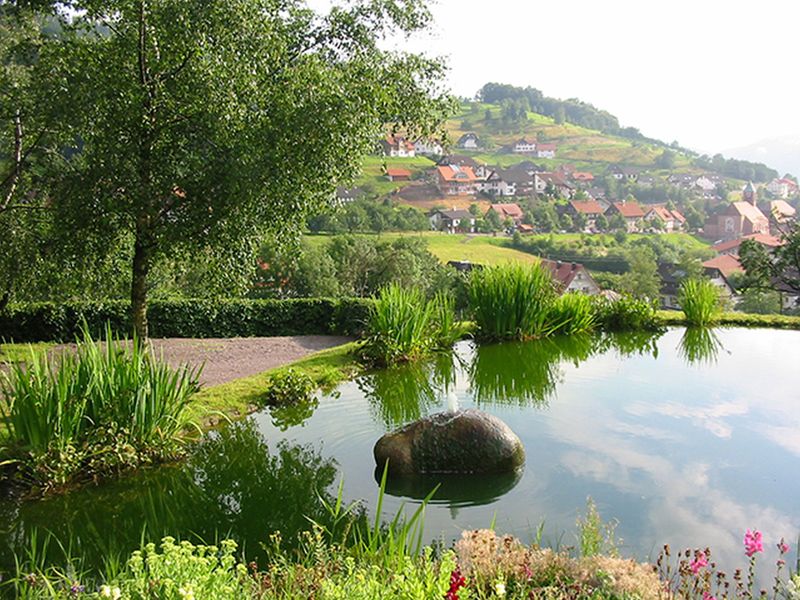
262, 368, 316, 407
592, 294, 659, 331
0, 298, 374, 343
468, 263, 559, 340
678, 277, 722, 326
0, 325, 200, 490
548, 292, 597, 336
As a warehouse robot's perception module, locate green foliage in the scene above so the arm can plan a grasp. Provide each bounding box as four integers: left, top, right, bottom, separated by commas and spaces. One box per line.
468, 263, 559, 340
576, 497, 619, 558
620, 247, 660, 299
548, 293, 597, 336
0, 298, 373, 342
262, 368, 316, 408
0, 325, 200, 490
360, 284, 463, 365
592, 295, 659, 331
678, 278, 722, 326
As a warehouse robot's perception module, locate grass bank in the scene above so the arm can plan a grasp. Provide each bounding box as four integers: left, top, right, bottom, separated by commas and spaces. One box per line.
656, 311, 800, 329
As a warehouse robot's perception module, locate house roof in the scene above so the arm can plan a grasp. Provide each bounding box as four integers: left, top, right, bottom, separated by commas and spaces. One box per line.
571, 172, 595, 181
702, 254, 744, 278
386, 168, 412, 178
514, 138, 534, 146
457, 133, 479, 145
437, 154, 479, 168
540, 258, 596, 290
727, 201, 768, 223
569, 200, 604, 215
712, 232, 783, 253
536, 143, 557, 152
609, 201, 645, 218
384, 135, 414, 150
489, 203, 524, 219
769, 200, 796, 218
646, 205, 683, 223
437, 165, 478, 182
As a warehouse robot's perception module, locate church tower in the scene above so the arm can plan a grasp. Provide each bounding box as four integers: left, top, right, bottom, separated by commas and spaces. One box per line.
743, 181, 757, 206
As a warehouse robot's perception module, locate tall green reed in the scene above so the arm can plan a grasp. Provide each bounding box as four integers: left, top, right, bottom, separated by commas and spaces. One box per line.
0, 324, 201, 489
361, 284, 464, 366
548, 292, 597, 336
678, 277, 722, 326
468, 262, 559, 340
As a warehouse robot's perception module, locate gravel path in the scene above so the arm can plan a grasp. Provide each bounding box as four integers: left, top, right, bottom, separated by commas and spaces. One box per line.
148, 336, 353, 387
1, 336, 353, 388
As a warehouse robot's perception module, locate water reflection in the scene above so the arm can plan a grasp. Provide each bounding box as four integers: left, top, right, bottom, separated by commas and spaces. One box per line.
470, 335, 596, 407
358, 363, 439, 428
678, 327, 726, 366
378, 467, 523, 509
0, 420, 343, 576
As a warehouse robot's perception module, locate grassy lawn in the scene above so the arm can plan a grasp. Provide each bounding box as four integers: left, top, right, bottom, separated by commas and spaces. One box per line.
0, 342, 55, 364
355, 155, 436, 195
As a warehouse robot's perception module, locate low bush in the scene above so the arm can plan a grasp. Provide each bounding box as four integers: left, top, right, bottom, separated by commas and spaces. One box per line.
0, 325, 200, 491
262, 368, 316, 407
592, 294, 660, 331
678, 277, 722, 326
549, 293, 597, 336
0, 298, 374, 343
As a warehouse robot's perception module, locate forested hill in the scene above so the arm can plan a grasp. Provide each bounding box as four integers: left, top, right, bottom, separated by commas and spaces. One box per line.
464, 82, 780, 182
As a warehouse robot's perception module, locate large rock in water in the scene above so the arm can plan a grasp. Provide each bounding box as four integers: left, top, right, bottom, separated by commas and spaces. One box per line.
374, 409, 525, 475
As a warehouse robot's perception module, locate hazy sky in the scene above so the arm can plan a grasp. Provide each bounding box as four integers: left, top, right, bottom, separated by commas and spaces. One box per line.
310, 0, 800, 156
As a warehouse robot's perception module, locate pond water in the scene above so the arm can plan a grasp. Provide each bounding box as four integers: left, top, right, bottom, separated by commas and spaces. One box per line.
1, 327, 799, 579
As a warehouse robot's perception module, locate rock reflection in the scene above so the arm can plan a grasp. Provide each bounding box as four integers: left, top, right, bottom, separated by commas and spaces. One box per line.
377, 466, 523, 509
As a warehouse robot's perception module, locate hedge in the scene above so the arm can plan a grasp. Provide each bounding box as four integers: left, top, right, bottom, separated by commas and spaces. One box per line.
0, 298, 375, 343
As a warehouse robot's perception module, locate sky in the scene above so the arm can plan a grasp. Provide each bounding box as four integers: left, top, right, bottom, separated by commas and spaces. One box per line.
309, 0, 800, 159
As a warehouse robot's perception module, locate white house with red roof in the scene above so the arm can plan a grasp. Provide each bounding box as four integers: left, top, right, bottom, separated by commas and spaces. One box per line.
436, 164, 479, 195
486, 203, 524, 226
766, 178, 799, 199
606, 200, 646, 232
380, 135, 415, 157
386, 168, 412, 182
566, 199, 605, 229
644, 205, 686, 232
535, 143, 557, 158
712, 232, 783, 256
541, 259, 601, 295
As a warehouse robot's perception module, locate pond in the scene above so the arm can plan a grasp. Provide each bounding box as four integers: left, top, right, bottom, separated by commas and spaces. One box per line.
1, 327, 799, 579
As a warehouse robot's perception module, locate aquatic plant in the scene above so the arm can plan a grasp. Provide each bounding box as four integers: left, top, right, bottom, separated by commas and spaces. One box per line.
468, 262, 559, 340
591, 294, 659, 331
0, 325, 200, 490
262, 368, 316, 407
360, 284, 463, 365
678, 277, 722, 326
548, 292, 597, 336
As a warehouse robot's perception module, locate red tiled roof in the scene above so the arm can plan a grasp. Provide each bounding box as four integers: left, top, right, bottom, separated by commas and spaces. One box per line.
569, 200, 604, 215
537, 143, 557, 151
490, 203, 524, 218
609, 201, 645, 218
571, 172, 595, 181
437, 165, 478, 182
540, 258, 590, 289
386, 168, 412, 178
712, 233, 783, 253
702, 254, 744, 277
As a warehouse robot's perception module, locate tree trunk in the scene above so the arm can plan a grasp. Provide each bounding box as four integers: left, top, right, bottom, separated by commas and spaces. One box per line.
131, 224, 151, 341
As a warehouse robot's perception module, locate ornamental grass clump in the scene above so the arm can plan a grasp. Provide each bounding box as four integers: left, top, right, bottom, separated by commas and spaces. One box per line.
468, 262, 559, 340
548, 292, 597, 336
0, 324, 200, 490
679, 277, 723, 326
361, 284, 465, 366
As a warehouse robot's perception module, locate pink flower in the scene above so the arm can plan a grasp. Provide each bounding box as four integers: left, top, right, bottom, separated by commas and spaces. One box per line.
778, 538, 790, 555
703, 592, 717, 600
744, 529, 764, 557
690, 552, 709, 574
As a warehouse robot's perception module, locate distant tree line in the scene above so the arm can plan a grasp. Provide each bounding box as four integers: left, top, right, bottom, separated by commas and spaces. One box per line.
307, 198, 430, 234
692, 154, 777, 183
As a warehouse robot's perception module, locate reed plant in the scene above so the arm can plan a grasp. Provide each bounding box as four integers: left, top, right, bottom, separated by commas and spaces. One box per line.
548, 292, 597, 336
678, 277, 722, 326
361, 284, 463, 366
0, 324, 200, 490
468, 262, 559, 340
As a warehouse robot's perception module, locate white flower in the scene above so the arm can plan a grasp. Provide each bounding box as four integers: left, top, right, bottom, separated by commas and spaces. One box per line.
100, 586, 111, 598
111, 587, 121, 600
494, 581, 506, 597
178, 585, 195, 600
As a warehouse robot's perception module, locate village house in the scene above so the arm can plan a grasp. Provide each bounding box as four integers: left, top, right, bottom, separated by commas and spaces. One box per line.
766, 178, 799, 199
570, 172, 595, 184
702, 254, 744, 278
540, 259, 602, 295
478, 169, 517, 197
658, 264, 736, 310
694, 175, 717, 192
605, 199, 645, 232
711, 232, 783, 256
435, 164, 479, 195
335, 186, 364, 203
386, 168, 412, 182
565, 199, 605, 230
512, 138, 537, 154
379, 135, 415, 157
703, 190, 769, 242
413, 139, 444, 156
643, 205, 686, 232
429, 209, 476, 233
535, 143, 557, 158
636, 174, 656, 188
767, 199, 796, 224
608, 166, 640, 182
538, 172, 574, 197
456, 132, 481, 150
486, 203, 524, 227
